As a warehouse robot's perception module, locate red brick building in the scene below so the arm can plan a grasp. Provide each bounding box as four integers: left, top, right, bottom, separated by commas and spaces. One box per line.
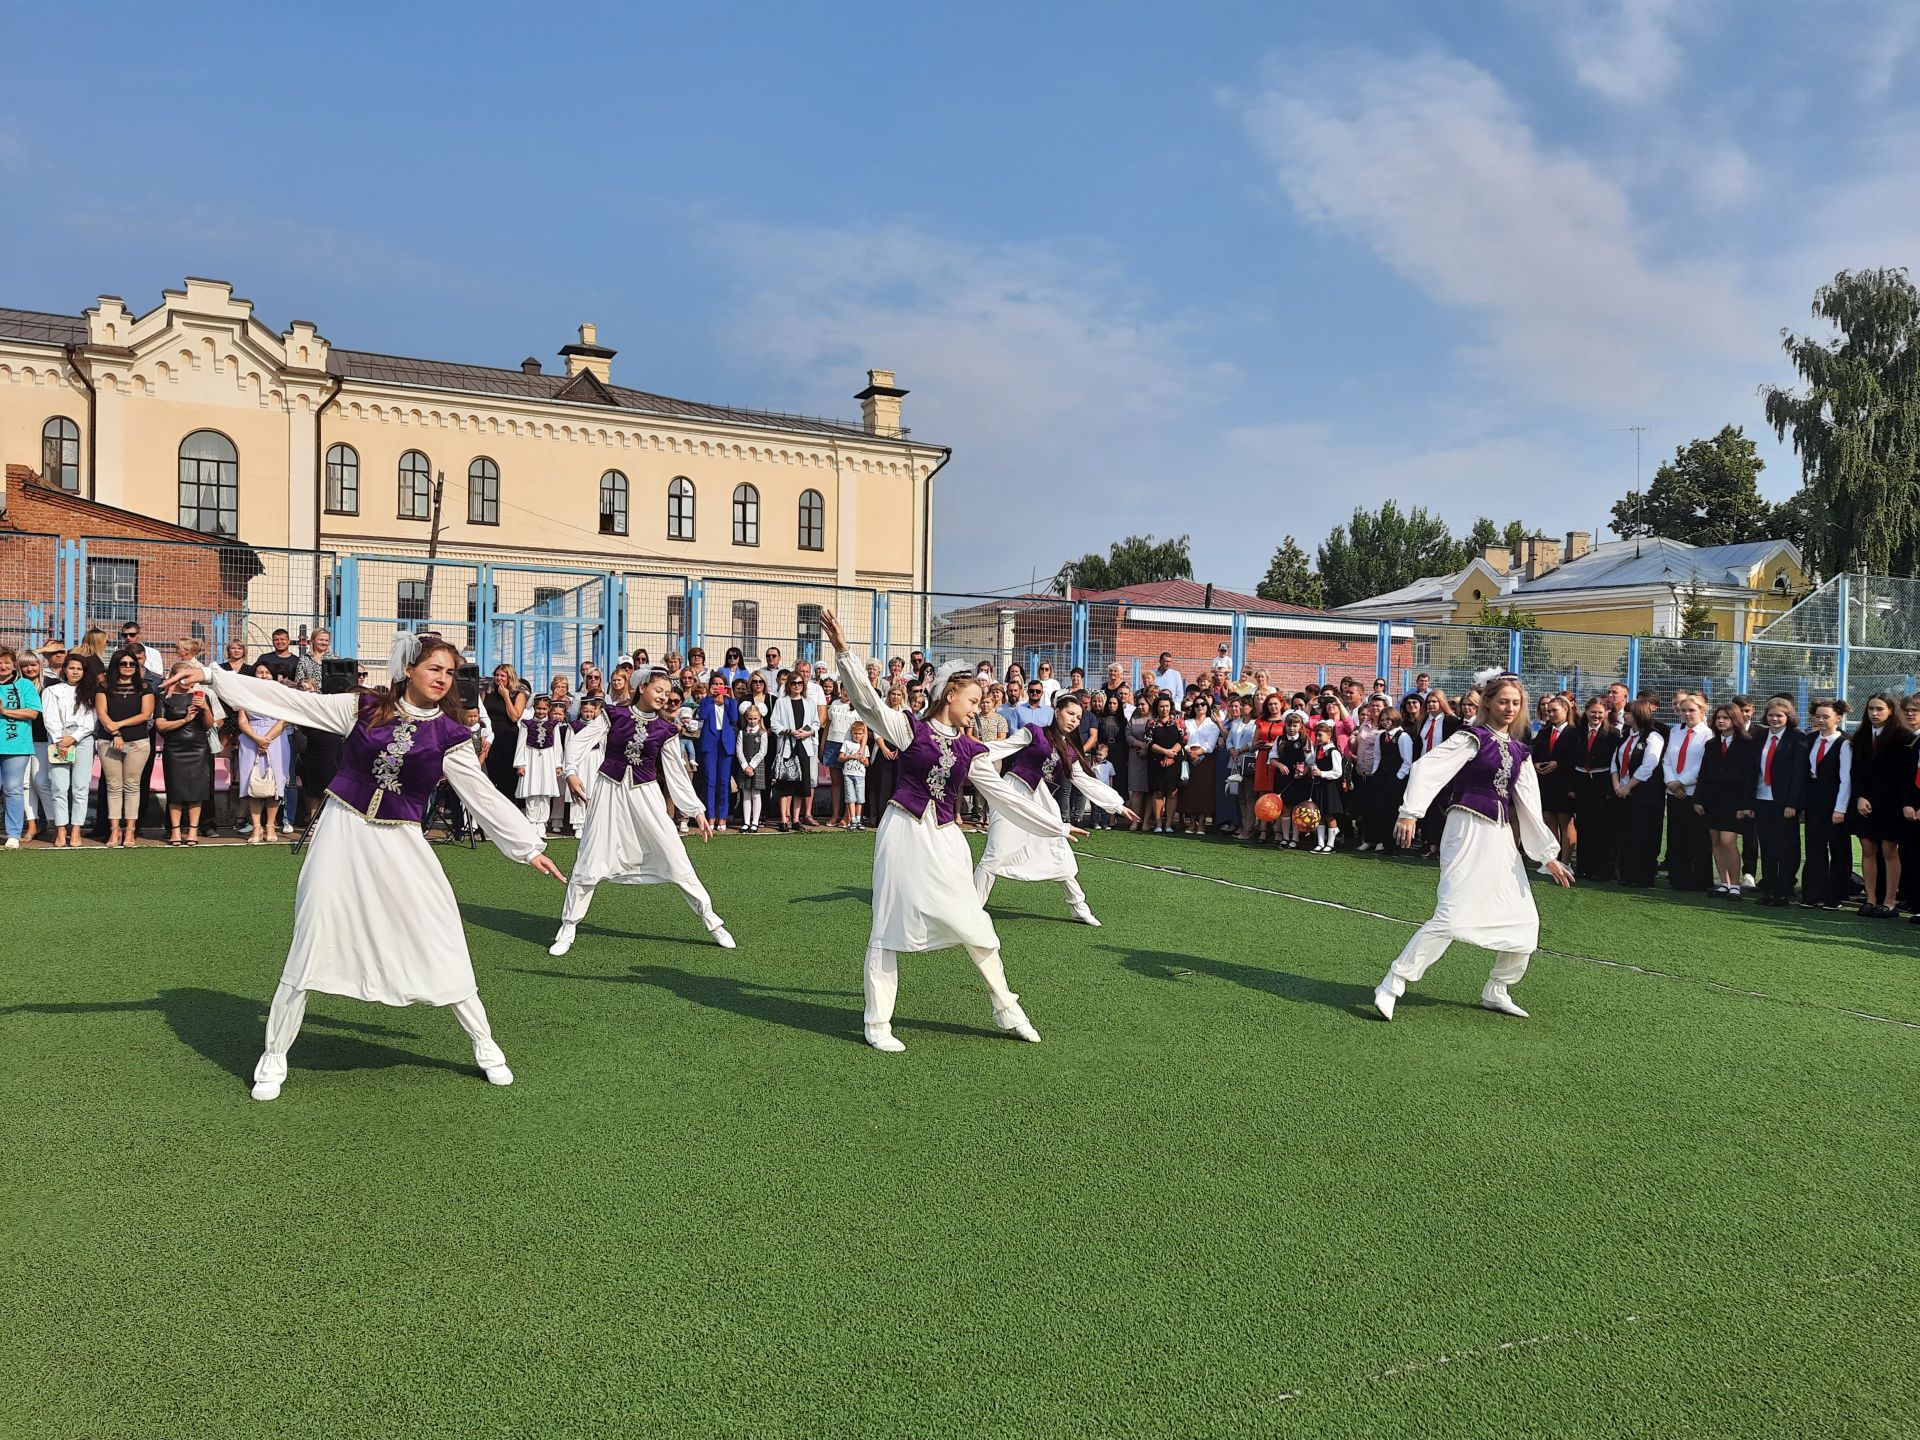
1, 462, 256, 648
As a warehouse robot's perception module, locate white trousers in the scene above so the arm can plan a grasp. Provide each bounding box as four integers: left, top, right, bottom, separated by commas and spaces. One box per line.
253, 980, 505, 1084
560, 869, 723, 934
523, 796, 554, 829
864, 942, 1017, 1030
972, 866, 1090, 915
1383, 921, 1531, 995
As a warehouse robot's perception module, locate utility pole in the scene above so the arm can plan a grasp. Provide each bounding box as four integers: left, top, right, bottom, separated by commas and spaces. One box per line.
423, 469, 447, 622
1614, 426, 1649, 549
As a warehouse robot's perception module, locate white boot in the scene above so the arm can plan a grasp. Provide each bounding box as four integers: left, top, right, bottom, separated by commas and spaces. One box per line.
711, 925, 737, 949
993, 1002, 1042, 1042
483, 1063, 516, 1085
250, 1052, 287, 1101
1480, 983, 1530, 1018
1071, 904, 1102, 927
865, 1024, 906, 1053
548, 923, 577, 957
1371, 976, 1403, 1021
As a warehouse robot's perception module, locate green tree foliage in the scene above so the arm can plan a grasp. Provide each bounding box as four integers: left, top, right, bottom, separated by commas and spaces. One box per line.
1255, 535, 1324, 608
1461, 517, 1530, 559
1052, 533, 1192, 595
1317, 502, 1468, 608
1763, 267, 1920, 576
1609, 425, 1780, 547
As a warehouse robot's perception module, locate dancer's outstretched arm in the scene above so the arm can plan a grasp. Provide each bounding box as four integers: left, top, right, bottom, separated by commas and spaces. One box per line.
657, 741, 709, 830
443, 744, 566, 879
1512, 761, 1571, 883
178, 662, 358, 734
829, 648, 912, 753
968, 753, 1080, 840
1069, 764, 1129, 817
561, 714, 609, 780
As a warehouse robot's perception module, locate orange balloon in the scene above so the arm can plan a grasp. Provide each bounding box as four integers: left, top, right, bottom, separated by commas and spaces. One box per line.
1253, 793, 1285, 823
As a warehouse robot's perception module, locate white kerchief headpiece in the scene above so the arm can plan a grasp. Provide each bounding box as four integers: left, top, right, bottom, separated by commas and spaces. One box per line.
388, 629, 423, 679
923, 659, 977, 719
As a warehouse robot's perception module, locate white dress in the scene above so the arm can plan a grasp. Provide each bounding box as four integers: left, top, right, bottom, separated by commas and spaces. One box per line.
978, 730, 1126, 883
1398, 729, 1560, 953
561, 711, 710, 895
562, 722, 606, 829
835, 654, 1068, 954
198, 667, 546, 1006
515, 723, 564, 801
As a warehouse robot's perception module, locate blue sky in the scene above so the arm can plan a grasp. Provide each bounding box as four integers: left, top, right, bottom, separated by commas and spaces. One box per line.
4, 1, 1915, 594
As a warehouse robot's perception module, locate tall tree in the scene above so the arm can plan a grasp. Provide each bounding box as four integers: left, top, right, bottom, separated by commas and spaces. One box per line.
1609, 425, 1778, 547
1763, 267, 1920, 576
1052, 533, 1192, 594
1317, 502, 1467, 608
1255, 535, 1324, 608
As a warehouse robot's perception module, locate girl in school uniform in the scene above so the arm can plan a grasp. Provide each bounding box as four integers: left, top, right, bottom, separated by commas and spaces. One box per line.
1360, 703, 1412, 852
1849, 693, 1912, 917
1270, 712, 1312, 848
1663, 693, 1713, 892
1750, 696, 1809, 907
1800, 700, 1852, 909
1610, 699, 1668, 887
1531, 694, 1577, 855
1568, 695, 1619, 881
1306, 720, 1346, 853
734, 704, 770, 833
1695, 702, 1758, 898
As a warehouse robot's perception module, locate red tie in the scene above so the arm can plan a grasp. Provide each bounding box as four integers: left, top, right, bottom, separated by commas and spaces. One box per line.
1677, 730, 1692, 771
1587, 728, 1597, 760
1617, 739, 1631, 778
1815, 737, 1828, 770
1764, 736, 1775, 786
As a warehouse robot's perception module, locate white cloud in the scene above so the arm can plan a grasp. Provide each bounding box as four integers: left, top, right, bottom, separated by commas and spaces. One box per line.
1239, 51, 1756, 415
1542, 0, 1685, 103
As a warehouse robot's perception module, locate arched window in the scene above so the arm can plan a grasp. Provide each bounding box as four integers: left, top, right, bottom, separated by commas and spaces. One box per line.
41, 417, 79, 491
325, 443, 359, 514
178, 430, 238, 535
732, 483, 759, 546
667, 476, 695, 541
398, 451, 432, 520
798, 488, 825, 551
468, 457, 500, 525
599, 470, 629, 535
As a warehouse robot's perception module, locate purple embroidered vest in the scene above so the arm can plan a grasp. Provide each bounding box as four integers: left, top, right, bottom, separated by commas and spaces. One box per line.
522, 714, 561, 750
327, 696, 474, 824
890, 713, 985, 826
598, 706, 678, 785
1449, 724, 1532, 825
1005, 725, 1062, 793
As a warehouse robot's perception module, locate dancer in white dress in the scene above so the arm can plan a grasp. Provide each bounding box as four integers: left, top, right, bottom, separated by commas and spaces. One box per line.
1376, 672, 1573, 1021
163, 635, 567, 1100
562, 695, 605, 832
514, 700, 565, 831
548, 668, 734, 957
820, 608, 1083, 1053
974, 692, 1136, 925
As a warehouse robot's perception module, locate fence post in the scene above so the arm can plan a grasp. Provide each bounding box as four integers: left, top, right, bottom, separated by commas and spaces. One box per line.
1626, 635, 1641, 696
871, 591, 889, 659
1317, 663, 1328, 687
1376, 621, 1392, 690
71, 538, 89, 643
1230, 611, 1248, 678
335, 557, 359, 661
1131, 657, 1142, 690
1834, 573, 1852, 703
211, 612, 228, 657
1734, 640, 1750, 693
1507, 628, 1524, 675
1070, 601, 1090, 673
475, 564, 496, 674
685, 579, 704, 658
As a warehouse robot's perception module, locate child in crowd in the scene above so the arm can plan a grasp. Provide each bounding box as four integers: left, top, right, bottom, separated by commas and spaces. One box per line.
735, 704, 769, 833
841, 720, 870, 831
1308, 719, 1345, 853
1091, 742, 1116, 828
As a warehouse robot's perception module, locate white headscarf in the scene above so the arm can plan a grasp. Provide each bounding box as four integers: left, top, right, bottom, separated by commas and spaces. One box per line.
922, 659, 979, 721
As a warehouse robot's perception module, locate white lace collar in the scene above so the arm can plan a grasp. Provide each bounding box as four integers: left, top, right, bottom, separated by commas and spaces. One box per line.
397, 697, 438, 720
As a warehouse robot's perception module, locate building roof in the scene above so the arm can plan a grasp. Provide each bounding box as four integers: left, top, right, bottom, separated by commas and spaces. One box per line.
1072, 578, 1330, 617
0, 306, 883, 442
1336, 564, 1515, 611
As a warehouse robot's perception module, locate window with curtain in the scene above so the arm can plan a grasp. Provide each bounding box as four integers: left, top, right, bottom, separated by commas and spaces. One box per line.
798, 489, 825, 550
41, 417, 79, 490
325, 443, 359, 514
398, 450, 432, 520
668, 476, 695, 540
178, 430, 239, 535
732, 483, 759, 546
600, 470, 629, 535
468, 457, 500, 525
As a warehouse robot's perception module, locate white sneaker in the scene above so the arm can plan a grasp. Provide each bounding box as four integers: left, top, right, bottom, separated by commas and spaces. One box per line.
2, 838, 16, 850
249, 1078, 282, 1100
993, 1003, 1042, 1043
251, 1053, 287, 1100
1072, 906, 1102, 927
483, 1063, 515, 1085
1741, 873, 1756, 890
547, 923, 577, 957
1372, 981, 1400, 1021
865, 1025, 906, 1053
678, 821, 690, 834
1480, 985, 1530, 1018
711, 926, 737, 949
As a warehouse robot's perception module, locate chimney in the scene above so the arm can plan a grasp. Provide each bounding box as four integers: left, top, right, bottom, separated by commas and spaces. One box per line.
559, 322, 615, 382
1565, 530, 1592, 562
856, 368, 908, 437
521, 356, 542, 376
1480, 544, 1512, 574
1523, 534, 1563, 580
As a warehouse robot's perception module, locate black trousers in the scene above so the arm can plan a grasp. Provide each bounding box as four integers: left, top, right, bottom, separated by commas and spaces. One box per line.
1665, 794, 1712, 891
1801, 813, 1851, 905
1572, 772, 1614, 878
1615, 792, 1664, 885
1753, 800, 1801, 901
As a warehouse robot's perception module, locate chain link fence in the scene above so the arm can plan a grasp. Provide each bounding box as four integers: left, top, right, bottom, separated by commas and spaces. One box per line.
0, 531, 58, 653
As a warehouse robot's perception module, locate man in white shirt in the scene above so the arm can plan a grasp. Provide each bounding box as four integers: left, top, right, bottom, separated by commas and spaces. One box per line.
1153, 651, 1185, 708
118, 623, 167, 683
756, 646, 784, 694
1663, 691, 1712, 891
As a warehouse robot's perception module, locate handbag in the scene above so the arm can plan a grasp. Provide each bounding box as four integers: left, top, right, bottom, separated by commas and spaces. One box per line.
773, 739, 803, 786
247, 755, 277, 799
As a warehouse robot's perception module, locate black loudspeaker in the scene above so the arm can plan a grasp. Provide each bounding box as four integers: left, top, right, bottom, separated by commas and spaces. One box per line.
320, 657, 362, 694
455, 664, 481, 711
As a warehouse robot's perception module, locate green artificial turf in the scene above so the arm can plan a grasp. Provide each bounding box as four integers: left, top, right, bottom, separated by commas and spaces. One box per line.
3, 831, 1915, 1439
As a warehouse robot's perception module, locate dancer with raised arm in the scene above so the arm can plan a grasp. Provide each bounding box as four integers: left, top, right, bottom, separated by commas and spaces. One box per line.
162, 634, 567, 1100
975, 692, 1137, 925
548, 667, 734, 957
1375, 670, 1573, 1022
821, 607, 1082, 1053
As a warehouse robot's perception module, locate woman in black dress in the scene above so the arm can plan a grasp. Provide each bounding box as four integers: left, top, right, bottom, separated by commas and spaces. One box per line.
155, 675, 215, 846
482, 664, 530, 801
1694, 702, 1756, 898
1144, 694, 1184, 834
1850, 693, 1912, 917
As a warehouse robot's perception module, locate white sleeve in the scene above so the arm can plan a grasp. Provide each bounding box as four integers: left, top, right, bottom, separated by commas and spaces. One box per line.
442, 743, 547, 863
985, 727, 1036, 764
1632, 731, 1665, 784
1395, 732, 1414, 780
1513, 760, 1562, 867
513, 728, 530, 768
561, 715, 607, 776
966, 752, 1074, 839
1397, 730, 1479, 819
1834, 745, 1854, 814
658, 736, 705, 815
1319, 747, 1344, 779
1069, 763, 1128, 814
834, 651, 912, 752
200, 664, 358, 735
